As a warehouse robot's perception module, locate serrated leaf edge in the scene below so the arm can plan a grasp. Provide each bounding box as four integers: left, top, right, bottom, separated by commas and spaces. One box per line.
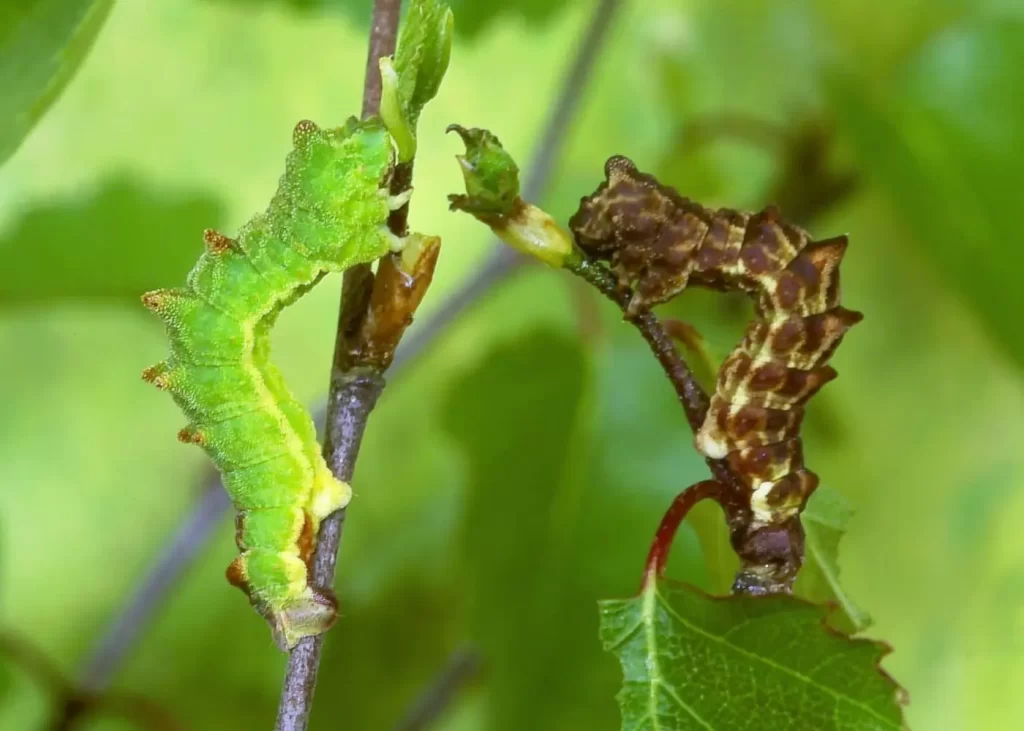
601, 580, 909, 730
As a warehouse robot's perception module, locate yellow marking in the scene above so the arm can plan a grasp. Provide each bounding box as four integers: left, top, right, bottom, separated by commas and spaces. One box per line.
695, 429, 729, 460
750, 481, 776, 526
309, 470, 352, 523
241, 322, 315, 503
279, 553, 309, 596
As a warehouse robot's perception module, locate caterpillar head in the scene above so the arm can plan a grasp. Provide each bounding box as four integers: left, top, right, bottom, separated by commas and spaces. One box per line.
569, 156, 713, 312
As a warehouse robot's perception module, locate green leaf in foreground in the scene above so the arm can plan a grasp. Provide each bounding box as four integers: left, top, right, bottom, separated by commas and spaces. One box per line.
599, 581, 906, 730
797, 486, 873, 634
0, 0, 115, 166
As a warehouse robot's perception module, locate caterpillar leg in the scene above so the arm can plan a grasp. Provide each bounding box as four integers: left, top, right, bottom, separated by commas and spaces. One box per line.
387, 188, 414, 210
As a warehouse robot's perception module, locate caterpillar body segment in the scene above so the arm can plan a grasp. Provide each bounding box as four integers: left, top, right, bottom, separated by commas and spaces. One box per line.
570, 156, 862, 591
142, 118, 406, 649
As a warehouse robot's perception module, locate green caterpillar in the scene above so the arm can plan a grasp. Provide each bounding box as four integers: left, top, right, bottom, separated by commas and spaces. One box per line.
142, 0, 453, 650
142, 118, 406, 649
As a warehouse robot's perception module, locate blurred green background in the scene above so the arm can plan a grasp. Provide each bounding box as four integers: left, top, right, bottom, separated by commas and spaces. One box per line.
2, 0, 1022, 728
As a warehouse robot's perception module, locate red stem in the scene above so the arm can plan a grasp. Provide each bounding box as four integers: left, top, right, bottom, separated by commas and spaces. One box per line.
642, 480, 728, 588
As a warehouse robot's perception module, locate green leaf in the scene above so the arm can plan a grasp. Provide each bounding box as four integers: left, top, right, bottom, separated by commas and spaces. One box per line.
446, 125, 521, 217
600, 580, 907, 730
379, 0, 451, 161
393, 0, 452, 123
0, 0, 114, 166
828, 16, 1024, 368
797, 487, 873, 634
0, 177, 224, 307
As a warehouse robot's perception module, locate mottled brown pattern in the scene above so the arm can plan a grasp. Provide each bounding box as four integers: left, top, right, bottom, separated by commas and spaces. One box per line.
570, 156, 862, 589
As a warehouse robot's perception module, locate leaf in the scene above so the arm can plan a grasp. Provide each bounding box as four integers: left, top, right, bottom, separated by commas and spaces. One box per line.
828, 16, 1024, 368
380, 0, 452, 161
797, 486, 873, 634
393, 0, 452, 127
0, 0, 114, 166
599, 579, 907, 730
446, 125, 521, 217
0, 177, 224, 307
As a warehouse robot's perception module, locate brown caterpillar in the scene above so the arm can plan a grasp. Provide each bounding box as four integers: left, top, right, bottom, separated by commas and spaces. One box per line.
569, 156, 862, 592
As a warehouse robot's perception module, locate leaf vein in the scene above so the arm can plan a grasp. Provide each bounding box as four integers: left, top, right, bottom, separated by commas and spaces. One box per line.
655, 589, 899, 729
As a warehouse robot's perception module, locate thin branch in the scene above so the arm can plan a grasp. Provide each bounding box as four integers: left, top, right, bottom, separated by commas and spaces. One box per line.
391, 646, 482, 731
81, 0, 622, 696
360, 0, 401, 120
568, 259, 709, 432
275, 1, 405, 728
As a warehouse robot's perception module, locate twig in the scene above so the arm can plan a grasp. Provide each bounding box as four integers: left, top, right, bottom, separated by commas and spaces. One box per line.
390, 646, 481, 731
567, 260, 709, 431
280, 1, 624, 725
275, 1, 405, 729
80, 0, 622, 696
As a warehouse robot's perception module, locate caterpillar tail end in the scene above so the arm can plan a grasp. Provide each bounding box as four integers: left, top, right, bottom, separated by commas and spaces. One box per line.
265, 587, 339, 651
227, 556, 339, 651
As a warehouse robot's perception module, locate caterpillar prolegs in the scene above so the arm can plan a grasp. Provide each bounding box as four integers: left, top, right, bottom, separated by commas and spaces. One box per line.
570, 156, 862, 592
141, 118, 424, 649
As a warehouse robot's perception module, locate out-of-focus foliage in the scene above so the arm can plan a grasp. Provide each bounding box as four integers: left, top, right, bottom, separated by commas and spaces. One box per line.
0, 0, 1022, 729
0, 178, 222, 306
0, 0, 114, 165
829, 18, 1024, 369
207, 0, 577, 38
443, 330, 616, 731
600, 585, 904, 729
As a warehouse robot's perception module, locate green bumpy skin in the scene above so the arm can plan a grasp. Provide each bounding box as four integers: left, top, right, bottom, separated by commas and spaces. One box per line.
142, 118, 403, 650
